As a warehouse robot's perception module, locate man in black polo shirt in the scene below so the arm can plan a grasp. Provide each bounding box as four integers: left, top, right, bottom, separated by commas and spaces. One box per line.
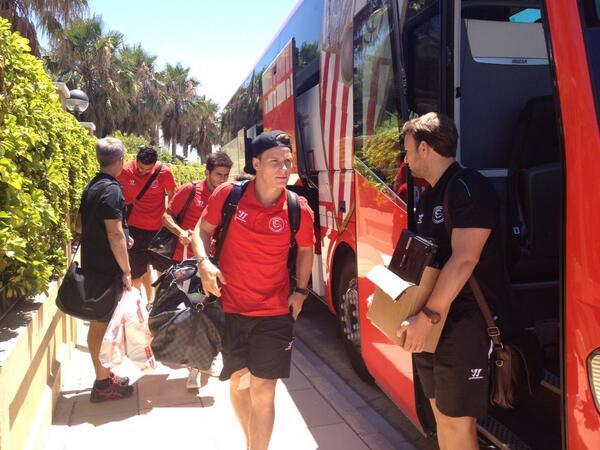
76, 137, 134, 402
397, 113, 511, 450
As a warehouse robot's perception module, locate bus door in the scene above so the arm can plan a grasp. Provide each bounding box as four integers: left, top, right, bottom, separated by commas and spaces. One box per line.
261, 38, 323, 291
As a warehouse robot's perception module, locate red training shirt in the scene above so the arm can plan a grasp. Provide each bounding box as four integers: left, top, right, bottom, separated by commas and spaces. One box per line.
201, 181, 315, 317
167, 180, 212, 262
118, 161, 176, 231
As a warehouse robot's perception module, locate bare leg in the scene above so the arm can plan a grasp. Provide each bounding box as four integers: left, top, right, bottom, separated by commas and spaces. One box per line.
230, 368, 251, 446
430, 399, 478, 450
141, 268, 154, 302
87, 321, 110, 380
248, 375, 277, 450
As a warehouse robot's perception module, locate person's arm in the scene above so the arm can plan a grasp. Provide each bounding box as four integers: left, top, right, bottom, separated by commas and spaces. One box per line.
192, 217, 225, 296
162, 210, 191, 245
288, 246, 314, 320
166, 188, 175, 202
75, 214, 82, 234
397, 227, 491, 352
105, 218, 132, 290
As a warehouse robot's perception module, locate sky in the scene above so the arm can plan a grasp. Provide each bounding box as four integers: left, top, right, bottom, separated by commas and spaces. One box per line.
86, 0, 299, 109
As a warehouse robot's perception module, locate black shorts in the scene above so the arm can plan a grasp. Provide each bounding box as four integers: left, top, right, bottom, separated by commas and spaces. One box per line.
128, 226, 158, 279
413, 302, 491, 419
219, 313, 295, 381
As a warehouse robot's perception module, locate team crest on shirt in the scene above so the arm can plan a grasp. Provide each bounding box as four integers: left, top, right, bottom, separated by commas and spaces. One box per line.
151, 180, 159, 188
269, 217, 286, 233
432, 206, 444, 224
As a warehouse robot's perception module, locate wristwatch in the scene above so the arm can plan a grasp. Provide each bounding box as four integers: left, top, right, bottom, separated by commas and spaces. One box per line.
421, 306, 441, 325
293, 287, 309, 296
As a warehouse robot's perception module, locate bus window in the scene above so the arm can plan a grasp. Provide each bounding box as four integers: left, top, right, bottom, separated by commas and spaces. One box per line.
581, 0, 600, 126
353, 3, 403, 196
509, 8, 541, 23
404, 2, 441, 116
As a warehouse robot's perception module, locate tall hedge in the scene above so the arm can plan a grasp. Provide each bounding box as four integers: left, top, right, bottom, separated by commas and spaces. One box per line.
0, 18, 96, 308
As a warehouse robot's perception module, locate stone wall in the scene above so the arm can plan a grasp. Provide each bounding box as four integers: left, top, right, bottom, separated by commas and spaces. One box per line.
0, 282, 79, 450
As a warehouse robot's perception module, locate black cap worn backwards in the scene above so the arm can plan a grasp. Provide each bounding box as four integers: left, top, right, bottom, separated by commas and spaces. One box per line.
243, 130, 291, 174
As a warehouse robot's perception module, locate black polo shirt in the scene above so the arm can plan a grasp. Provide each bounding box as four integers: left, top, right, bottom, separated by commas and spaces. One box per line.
79, 173, 128, 277
415, 162, 511, 328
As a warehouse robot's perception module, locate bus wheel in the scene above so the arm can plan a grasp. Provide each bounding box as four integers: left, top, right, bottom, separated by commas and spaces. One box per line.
336, 260, 374, 384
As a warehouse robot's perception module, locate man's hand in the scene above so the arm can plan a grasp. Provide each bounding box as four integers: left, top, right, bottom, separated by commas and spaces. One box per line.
178, 229, 192, 246
397, 312, 433, 353
122, 271, 132, 291
288, 292, 306, 320
127, 235, 134, 249
197, 259, 226, 297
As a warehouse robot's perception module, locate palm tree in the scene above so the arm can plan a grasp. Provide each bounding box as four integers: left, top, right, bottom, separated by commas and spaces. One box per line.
118, 44, 165, 141
180, 95, 220, 160
45, 15, 129, 136
0, 0, 88, 54
160, 62, 199, 156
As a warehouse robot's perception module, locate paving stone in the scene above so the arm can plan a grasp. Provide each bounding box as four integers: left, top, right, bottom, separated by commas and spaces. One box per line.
287, 388, 343, 428
309, 423, 369, 450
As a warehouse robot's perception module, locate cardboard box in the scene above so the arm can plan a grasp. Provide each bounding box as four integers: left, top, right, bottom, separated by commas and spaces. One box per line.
366, 265, 447, 353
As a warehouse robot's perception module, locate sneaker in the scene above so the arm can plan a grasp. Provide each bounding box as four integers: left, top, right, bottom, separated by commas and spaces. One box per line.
186, 368, 201, 389
90, 379, 134, 403
109, 372, 129, 386
199, 353, 223, 378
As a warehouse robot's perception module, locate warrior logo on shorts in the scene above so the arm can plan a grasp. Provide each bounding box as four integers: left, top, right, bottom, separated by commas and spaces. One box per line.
284, 339, 294, 351
269, 217, 285, 233
432, 205, 444, 224
468, 368, 484, 380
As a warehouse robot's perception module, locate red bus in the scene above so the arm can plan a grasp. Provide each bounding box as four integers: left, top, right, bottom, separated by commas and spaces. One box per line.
220, 1, 600, 448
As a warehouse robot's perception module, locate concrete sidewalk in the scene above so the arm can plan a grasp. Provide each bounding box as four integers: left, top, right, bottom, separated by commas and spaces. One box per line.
45, 331, 415, 450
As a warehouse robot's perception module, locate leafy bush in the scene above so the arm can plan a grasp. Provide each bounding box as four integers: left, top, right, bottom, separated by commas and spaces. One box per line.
0, 18, 96, 311
112, 130, 184, 165
171, 163, 205, 186
111, 130, 205, 184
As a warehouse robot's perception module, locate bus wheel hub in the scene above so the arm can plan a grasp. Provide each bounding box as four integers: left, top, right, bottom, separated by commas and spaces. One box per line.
341, 278, 360, 347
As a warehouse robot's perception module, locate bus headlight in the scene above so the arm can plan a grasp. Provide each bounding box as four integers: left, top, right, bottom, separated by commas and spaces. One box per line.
589, 349, 600, 412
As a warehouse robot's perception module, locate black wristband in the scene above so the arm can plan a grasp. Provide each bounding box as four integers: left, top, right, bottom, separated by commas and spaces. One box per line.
294, 287, 309, 296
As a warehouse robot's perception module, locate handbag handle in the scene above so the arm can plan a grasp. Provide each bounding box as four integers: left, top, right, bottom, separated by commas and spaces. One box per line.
175, 182, 197, 224
442, 170, 504, 349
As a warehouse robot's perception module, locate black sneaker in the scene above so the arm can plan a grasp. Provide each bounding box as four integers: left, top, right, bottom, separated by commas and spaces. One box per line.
90, 379, 134, 403
109, 372, 130, 386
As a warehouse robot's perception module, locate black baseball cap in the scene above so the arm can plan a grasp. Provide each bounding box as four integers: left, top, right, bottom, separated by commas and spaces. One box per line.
243, 130, 292, 174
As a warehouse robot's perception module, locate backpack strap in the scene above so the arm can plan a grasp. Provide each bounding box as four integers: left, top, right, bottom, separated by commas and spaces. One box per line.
286, 190, 301, 272
212, 180, 251, 263
126, 163, 163, 219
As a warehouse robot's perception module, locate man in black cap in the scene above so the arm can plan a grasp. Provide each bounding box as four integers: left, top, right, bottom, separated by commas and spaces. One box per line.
192, 130, 315, 450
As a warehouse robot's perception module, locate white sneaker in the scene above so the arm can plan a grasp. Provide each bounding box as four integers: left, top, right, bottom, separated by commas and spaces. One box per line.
186, 368, 201, 389
199, 353, 223, 378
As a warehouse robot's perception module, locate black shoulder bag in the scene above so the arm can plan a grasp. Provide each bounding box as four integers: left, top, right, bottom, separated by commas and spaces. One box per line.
443, 170, 543, 409
125, 163, 163, 219
147, 182, 197, 272
56, 179, 124, 322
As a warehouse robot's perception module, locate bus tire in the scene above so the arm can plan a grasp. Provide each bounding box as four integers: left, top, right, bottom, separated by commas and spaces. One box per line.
335, 259, 374, 384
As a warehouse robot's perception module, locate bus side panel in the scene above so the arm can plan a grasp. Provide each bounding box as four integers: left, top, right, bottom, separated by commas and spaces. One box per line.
354, 171, 419, 426
546, 1, 600, 448
318, 170, 356, 311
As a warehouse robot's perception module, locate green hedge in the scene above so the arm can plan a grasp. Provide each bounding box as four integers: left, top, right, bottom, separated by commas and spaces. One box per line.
171, 163, 205, 186
0, 18, 96, 310
112, 130, 205, 185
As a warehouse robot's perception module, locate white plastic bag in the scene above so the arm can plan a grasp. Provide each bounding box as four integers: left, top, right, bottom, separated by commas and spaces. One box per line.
100, 288, 156, 371
99, 299, 127, 368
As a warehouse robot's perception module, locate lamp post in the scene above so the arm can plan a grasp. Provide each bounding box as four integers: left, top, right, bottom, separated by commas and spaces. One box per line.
65, 89, 95, 135
65, 89, 89, 117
